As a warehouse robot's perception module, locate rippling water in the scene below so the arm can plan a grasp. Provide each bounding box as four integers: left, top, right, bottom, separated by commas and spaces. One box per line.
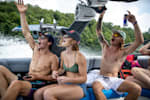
0, 35, 101, 58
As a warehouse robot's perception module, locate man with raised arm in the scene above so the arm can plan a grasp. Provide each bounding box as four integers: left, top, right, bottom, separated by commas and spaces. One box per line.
0, 0, 58, 100
90, 10, 144, 100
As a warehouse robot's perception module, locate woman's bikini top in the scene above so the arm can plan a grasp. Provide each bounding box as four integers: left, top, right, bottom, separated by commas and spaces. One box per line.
63, 52, 78, 73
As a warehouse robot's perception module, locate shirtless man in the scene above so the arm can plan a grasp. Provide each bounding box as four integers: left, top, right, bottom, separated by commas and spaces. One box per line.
0, 0, 58, 100
90, 10, 144, 100
127, 42, 150, 89
34, 29, 87, 100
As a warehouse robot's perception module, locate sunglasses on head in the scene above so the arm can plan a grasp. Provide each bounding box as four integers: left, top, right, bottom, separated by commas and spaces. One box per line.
63, 35, 70, 38
39, 35, 46, 39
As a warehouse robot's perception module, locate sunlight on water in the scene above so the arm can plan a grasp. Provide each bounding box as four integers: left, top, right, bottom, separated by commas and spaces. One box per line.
0, 35, 100, 58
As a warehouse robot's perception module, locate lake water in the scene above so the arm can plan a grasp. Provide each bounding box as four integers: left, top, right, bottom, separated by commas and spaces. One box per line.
0, 36, 149, 100
0, 35, 101, 58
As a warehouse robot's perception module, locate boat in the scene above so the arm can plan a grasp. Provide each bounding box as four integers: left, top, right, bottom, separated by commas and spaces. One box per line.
0, 55, 149, 100
2, 0, 149, 100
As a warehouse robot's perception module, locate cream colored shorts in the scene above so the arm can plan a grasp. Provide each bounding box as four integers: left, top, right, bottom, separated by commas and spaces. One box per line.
86, 70, 124, 94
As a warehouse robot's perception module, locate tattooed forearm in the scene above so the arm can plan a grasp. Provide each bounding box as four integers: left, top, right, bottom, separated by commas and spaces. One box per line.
98, 34, 105, 43
96, 17, 103, 31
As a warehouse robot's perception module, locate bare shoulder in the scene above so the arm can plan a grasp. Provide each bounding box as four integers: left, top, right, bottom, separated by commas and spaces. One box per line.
103, 44, 109, 49
61, 51, 65, 55
49, 53, 58, 60
60, 51, 66, 58
76, 51, 86, 62
77, 51, 84, 57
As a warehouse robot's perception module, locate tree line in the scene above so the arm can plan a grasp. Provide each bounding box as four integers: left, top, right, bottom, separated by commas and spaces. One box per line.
0, 2, 150, 50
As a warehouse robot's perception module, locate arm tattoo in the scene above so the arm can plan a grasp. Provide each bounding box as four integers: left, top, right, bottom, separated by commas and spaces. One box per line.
97, 16, 106, 44
97, 17, 103, 31
98, 34, 105, 43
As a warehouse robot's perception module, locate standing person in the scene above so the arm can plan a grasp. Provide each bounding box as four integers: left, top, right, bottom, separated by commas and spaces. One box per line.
1, 0, 59, 100
89, 9, 144, 100
34, 29, 87, 100
127, 42, 150, 89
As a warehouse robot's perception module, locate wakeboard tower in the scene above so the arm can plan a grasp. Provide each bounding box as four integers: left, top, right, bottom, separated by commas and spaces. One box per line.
12, 0, 139, 57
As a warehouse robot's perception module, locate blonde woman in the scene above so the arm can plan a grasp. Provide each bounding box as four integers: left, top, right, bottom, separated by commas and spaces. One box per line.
34, 29, 87, 100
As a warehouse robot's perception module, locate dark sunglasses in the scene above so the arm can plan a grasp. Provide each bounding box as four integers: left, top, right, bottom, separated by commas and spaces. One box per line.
39, 35, 46, 39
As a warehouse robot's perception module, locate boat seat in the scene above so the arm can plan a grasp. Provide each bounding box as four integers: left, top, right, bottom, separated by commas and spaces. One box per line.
138, 56, 150, 69
0, 58, 30, 73
0, 56, 150, 100
141, 88, 150, 98
88, 88, 128, 100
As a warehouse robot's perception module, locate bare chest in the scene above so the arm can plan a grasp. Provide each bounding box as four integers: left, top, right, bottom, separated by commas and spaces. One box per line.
101, 49, 126, 68
103, 50, 122, 62
30, 53, 51, 71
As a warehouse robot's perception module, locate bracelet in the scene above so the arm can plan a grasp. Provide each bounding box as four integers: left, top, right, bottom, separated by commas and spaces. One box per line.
133, 21, 137, 25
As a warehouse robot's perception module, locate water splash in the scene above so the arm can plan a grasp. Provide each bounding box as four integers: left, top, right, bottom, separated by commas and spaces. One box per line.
0, 35, 100, 58
0, 35, 32, 58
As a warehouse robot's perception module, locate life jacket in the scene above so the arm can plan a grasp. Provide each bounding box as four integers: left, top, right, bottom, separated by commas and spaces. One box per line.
119, 55, 142, 79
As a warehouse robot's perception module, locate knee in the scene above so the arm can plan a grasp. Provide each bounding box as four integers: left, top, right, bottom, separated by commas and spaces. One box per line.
134, 84, 142, 95
131, 67, 139, 75
126, 76, 134, 81
92, 81, 103, 94
34, 89, 43, 98
9, 80, 22, 90
43, 89, 55, 100
129, 83, 141, 96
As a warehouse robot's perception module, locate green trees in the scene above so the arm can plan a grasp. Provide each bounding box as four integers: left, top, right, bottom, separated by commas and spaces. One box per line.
0, 1, 150, 50
0, 2, 20, 35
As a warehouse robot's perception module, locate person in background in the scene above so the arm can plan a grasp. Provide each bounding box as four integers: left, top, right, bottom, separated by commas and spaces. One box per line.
127, 42, 150, 89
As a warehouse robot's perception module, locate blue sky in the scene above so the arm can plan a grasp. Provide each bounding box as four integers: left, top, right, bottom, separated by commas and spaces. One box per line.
23, 0, 150, 32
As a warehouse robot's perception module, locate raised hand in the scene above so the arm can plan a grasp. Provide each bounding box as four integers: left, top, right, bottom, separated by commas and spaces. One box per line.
100, 7, 106, 17
127, 11, 137, 24
15, 0, 28, 13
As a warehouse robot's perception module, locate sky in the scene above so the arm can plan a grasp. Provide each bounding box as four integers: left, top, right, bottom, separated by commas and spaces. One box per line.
16, 0, 150, 32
